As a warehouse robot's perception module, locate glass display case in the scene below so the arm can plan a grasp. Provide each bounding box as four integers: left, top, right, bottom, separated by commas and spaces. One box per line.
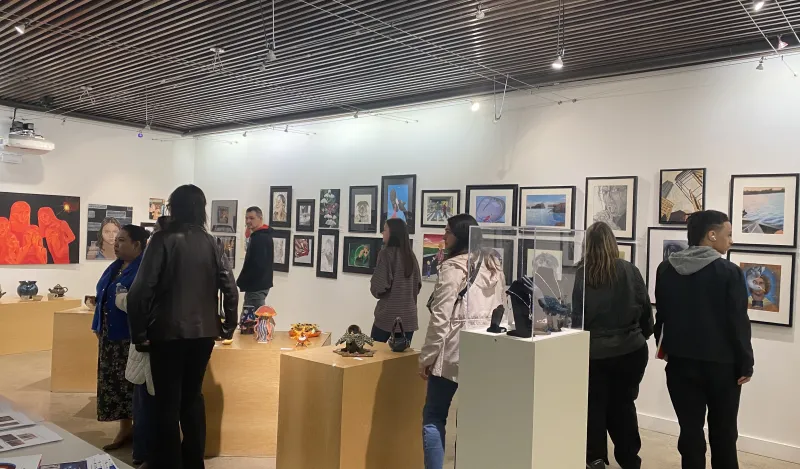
468, 226, 585, 337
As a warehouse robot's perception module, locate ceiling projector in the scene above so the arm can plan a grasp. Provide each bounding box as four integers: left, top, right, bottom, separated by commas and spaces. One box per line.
0, 120, 56, 162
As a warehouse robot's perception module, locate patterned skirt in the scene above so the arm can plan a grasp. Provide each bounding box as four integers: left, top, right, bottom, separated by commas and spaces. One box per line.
97, 328, 133, 421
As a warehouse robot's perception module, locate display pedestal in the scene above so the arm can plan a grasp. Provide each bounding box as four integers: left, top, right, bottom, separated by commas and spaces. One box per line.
457, 329, 590, 469
276, 342, 425, 469
203, 331, 331, 457
0, 298, 81, 356
51, 307, 98, 392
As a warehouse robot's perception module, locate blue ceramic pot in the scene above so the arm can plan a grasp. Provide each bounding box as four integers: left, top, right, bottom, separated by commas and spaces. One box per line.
17, 280, 39, 298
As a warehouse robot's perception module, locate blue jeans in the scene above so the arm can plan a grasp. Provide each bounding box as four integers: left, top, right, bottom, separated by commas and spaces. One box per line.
370, 324, 414, 343
422, 376, 458, 469
133, 383, 156, 462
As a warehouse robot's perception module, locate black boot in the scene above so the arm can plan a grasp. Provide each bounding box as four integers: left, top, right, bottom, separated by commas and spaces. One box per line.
587, 460, 606, 469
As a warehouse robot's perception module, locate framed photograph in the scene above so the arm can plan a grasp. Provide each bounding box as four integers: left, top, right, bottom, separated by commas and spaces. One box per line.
466, 184, 519, 227
618, 243, 636, 265
729, 173, 799, 248
86, 204, 133, 261
293, 234, 315, 267
319, 189, 341, 229
585, 176, 638, 240
659, 169, 705, 224
295, 199, 315, 233
421, 190, 460, 228
519, 186, 576, 230
518, 238, 577, 281
316, 229, 340, 279
483, 237, 514, 285
422, 233, 446, 283
215, 235, 237, 269
349, 185, 379, 233
269, 186, 292, 228
381, 174, 417, 234
728, 249, 795, 327
342, 236, 383, 275
271, 228, 291, 273
210, 200, 238, 233
148, 198, 165, 220
646, 227, 688, 304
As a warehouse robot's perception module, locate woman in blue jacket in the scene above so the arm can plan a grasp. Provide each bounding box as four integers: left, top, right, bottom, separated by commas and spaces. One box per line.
91, 224, 149, 452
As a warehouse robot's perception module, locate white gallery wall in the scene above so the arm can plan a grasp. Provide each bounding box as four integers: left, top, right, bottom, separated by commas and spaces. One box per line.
194, 56, 800, 462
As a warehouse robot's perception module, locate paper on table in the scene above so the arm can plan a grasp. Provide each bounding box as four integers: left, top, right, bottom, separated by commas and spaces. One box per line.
0, 409, 36, 431
0, 424, 63, 453
0, 454, 42, 468
86, 453, 119, 469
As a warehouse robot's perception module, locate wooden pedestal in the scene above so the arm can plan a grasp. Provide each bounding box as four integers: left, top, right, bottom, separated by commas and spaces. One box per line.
203, 331, 332, 457
276, 342, 425, 469
0, 298, 81, 356
51, 307, 98, 392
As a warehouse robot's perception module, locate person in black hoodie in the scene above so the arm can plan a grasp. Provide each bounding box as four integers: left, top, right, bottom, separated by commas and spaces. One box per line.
573, 222, 653, 469
237, 206, 274, 309
655, 210, 754, 469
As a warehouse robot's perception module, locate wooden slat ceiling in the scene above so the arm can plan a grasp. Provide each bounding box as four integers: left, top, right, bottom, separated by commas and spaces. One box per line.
0, 0, 797, 134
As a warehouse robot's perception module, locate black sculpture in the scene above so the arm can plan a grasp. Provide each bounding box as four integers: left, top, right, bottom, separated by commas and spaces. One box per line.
486, 305, 507, 333
506, 277, 534, 338
335, 325, 375, 357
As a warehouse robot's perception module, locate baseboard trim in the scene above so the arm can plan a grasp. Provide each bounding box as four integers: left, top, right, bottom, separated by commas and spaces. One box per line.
638, 413, 800, 464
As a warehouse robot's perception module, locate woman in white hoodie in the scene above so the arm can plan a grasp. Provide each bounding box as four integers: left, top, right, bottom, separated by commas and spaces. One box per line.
419, 214, 506, 469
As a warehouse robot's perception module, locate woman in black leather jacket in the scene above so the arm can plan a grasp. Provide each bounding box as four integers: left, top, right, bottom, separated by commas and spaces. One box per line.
127, 184, 238, 469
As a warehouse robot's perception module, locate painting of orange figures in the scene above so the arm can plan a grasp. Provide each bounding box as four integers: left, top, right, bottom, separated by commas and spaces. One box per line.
0, 192, 80, 264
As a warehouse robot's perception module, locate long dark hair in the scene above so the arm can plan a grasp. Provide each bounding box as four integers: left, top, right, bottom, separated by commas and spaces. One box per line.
167, 184, 207, 228
445, 213, 479, 260
385, 218, 417, 278
582, 222, 619, 288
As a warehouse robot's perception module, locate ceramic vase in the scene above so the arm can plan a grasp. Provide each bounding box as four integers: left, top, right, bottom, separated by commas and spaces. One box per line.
17, 281, 39, 298
254, 317, 269, 343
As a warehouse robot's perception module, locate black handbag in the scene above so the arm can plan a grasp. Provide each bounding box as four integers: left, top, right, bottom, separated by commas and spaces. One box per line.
387, 317, 410, 352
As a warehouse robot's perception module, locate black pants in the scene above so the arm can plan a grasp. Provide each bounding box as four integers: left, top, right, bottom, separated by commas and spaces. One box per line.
149, 338, 215, 469
587, 345, 649, 469
370, 324, 414, 343
666, 357, 742, 469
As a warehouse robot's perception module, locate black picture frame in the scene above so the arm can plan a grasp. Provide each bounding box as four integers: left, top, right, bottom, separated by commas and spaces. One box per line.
618, 243, 636, 265
518, 185, 576, 230
482, 237, 514, 285
729, 173, 799, 249
645, 227, 687, 305
316, 229, 340, 279
518, 238, 578, 276
659, 168, 706, 225
295, 199, 315, 232
349, 185, 379, 233
292, 234, 315, 267
342, 236, 383, 275
420, 189, 461, 228
465, 184, 519, 227
271, 228, 291, 273
319, 189, 341, 229
380, 174, 417, 234
727, 248, 796, 327
584, 176, 638, 241
269, 186, 292, 228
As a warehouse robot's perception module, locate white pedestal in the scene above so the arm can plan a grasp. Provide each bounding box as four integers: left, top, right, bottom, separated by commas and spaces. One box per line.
457, 328, 590, 469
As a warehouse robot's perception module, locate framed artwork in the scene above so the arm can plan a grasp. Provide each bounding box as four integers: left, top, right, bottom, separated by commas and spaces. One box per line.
728, 249, 795, 327
271, 229, 291, 272
293, 234, 315, 267
422, 233, 446, 283
316, 229, 340, 279
140, 222, 155, 234
729, 173, 799, 248
319, 189, 341, 229
618, 243, 636, 265
148, 198, 165, 220
421, 190, 460, 228
519, 186, 576, 230
585, 176, 638, 240
295, 199, 315, 233
349, 185, 379, 233
0, 192, 81, 265
86, 204, 133, 261
646, 227, 688, 303
659, 169, 705, 224
518, 238, 577, 281
210, 200, 238, 233
342, 236, 383, 275
215, 235, 237, 269
380, 174, 417, 234
483, 237, 514, 285
466, 184, 519, 227
269, 186, 292, 228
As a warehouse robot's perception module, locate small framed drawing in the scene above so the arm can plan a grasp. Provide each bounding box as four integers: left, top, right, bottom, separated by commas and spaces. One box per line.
585, 176, 638, 241
292, 234, 315, 267
421, 190, 460, 228
422, 233, 446, 283
466, 184, 519, 227
618, 243, 636, 265
518, 238, 578, 280
271, 229, 291, 273
646, 227, 688, 304
482, 237, 514, 285
295, 199, 315, 232
316, 229, 340, 279
210, 200, 238, 233
519, 185, 576, 230
728, 249, 795, 327
349, 185, 379, 233
215, 235, 237, 269
381, 174, 417, 234
659, 169, 705, 224
319, 189, 341, 229
729, 173, 799, 248
269, 186, 292, 228
342, 236, 383, 275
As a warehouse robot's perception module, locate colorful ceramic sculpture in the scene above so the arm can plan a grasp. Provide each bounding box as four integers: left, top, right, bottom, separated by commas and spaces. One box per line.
289, 323, 322, 338
84, 295, 97, 310
48, 284, 68, 298
239, 305, 257, 334
295, 331, 309, 347
17, 281, 38, 298
539, 296, 571, 333
254, 306, 277, 343
334, 325, 375, 357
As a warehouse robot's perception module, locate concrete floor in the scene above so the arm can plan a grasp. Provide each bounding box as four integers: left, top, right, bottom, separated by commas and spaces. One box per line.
0, 350, 797, 469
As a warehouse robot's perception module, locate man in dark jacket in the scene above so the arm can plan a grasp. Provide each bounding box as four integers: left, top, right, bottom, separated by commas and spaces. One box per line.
655, 210, 754, 469
237, 206, 274, 309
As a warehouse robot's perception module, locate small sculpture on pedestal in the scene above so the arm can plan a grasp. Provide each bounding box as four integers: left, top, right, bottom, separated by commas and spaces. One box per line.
17, 280, 39, 299
486, 305, 507, 333
334, 325, 375, 357
254, 306, 277, 343
48, 284, 68, 299
538, 296, 571, 333
295, 331, 309, 347
239, 305, 257, 335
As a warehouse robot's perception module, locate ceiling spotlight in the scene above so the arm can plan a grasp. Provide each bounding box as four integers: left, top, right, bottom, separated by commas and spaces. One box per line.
14, 21, 29, 34
243, 131, 248, 137
753, 0, 766, 11
267, 47, 277, 62
284, 125, 289, 132
475, 3, 485, 20
778, 35, 788, 50
354, 111, 360, 119
756, 57, 764, 70
552, 55, 564, 70
144, 123, 151, 131
471, 101, 480, 112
